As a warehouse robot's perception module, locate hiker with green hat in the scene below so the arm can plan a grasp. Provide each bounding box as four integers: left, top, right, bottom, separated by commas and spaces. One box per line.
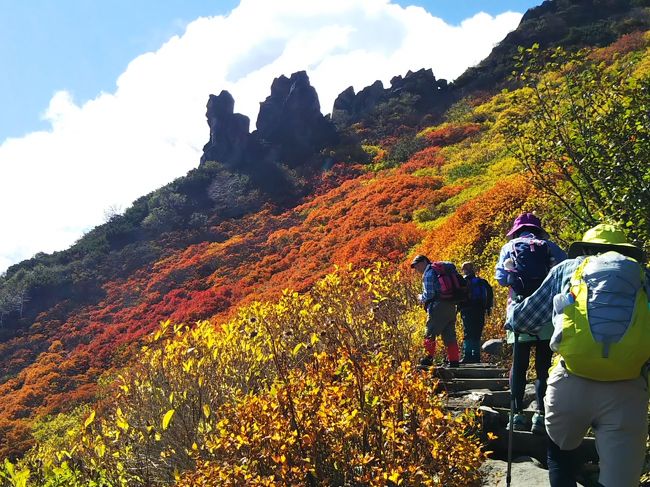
506, 224, 650, 487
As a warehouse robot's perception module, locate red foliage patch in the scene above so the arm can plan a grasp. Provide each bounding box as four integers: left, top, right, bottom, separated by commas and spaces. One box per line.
399, 146, 444, 174
423, 123, 482, 147
591, 31, 649, 62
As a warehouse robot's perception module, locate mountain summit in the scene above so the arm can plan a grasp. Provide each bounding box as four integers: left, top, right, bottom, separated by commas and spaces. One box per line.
201, 71, 336, 170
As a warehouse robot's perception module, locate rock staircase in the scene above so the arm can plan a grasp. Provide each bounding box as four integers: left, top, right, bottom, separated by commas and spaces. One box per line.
431, 363, 599, 484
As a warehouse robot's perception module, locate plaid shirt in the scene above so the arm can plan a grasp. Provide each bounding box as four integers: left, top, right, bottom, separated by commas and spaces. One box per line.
506, 258, 581, 335
507, 256, 650, 335
419, 263, 440, 308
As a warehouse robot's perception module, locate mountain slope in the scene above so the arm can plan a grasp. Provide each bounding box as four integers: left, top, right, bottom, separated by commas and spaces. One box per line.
0, 0, 649, 469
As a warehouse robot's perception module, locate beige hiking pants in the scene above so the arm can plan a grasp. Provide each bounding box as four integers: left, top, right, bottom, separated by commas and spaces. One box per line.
544, 362, 649, 487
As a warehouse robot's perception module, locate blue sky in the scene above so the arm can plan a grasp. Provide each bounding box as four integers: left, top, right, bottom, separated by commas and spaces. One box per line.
1, 0, 540, 142
0, 0, 541, 272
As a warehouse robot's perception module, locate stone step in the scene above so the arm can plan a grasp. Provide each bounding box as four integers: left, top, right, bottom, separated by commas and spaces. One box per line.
457, 362, 501, 368
458, 389, 511, 408
441, 377, 510, 393
446, 367, 508, 379
488, 407, 595, 438
479, 406, 534, 433
487, 428, 598, 464
444, 393, 484, 410
448, 383, 536, 409
446, 390, 511, 410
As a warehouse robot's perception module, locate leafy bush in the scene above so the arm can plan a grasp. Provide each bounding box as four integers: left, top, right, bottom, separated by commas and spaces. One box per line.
142, 191, 188, 232
10, 264, 485, 486
384, 136, 427, 167
180, 353, 484, 486
502, 44, 650, 249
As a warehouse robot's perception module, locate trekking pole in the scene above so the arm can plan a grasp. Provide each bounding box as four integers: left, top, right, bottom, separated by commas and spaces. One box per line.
506, 330, 519, 487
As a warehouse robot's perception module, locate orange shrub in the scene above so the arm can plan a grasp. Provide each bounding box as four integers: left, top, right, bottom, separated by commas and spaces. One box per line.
422, 123, 482, 147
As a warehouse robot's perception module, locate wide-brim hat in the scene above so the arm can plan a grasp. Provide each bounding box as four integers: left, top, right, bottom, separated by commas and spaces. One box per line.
568, 223, 645, 262
506, 212, 549, 239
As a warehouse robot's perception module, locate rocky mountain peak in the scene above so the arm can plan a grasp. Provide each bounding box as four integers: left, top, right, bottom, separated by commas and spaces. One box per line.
331, 68, 449, 129
200, 90, 250, 166
200, 71, 336, 170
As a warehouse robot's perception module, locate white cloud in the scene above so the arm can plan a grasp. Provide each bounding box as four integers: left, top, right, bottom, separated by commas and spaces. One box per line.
0, 0, 522, 273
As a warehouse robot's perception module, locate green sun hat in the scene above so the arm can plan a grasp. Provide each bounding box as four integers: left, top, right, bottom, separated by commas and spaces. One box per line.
568, 223, 645, 262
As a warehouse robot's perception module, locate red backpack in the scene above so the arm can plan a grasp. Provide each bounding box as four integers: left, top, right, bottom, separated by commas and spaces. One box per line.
431, 262, 469, 304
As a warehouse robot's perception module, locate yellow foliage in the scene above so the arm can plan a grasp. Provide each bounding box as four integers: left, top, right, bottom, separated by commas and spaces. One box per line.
178, 352, 484, 486
25, 263, 484, 485
362, 144, 387, 165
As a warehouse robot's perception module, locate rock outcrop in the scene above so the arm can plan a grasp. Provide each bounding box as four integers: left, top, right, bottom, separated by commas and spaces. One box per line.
332, 80, 385, 128
200, 71, 337, 170
453, 0, 650, 94
255, 71, 337, 168
200, 91, 250, 166
331, 68, 449, 129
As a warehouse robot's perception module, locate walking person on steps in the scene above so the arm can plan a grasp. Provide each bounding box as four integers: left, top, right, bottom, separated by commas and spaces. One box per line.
507, 224, 650, 487
495, 212, 567, 434
411, 254, 461, 368
458, 261, 493, 364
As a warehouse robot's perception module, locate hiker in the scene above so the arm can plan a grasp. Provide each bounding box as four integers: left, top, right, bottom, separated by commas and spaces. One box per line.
495, 212, 567, 434
507, 224, 650, 487
410, 254, 461, 368
458, 262, 493, 364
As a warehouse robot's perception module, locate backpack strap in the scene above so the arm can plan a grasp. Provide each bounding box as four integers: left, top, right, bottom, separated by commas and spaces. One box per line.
569, 257, 614, 358
569, 256, 590, 288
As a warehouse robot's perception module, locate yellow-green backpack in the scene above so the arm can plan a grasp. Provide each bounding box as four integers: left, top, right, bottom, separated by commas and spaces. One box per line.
556, 252, 650, 381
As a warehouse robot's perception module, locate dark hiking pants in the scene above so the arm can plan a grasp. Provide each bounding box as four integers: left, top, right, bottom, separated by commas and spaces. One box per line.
509, 339, 552, 413
460, 306, 484, 362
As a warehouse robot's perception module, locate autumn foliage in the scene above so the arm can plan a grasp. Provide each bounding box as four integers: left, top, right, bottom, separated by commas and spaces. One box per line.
3, 265, 484, 486
2, 27, 650, 485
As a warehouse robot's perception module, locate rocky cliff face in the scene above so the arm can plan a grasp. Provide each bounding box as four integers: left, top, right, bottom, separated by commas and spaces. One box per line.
201, 0, 650, 167
256, 71, 337, 168
201, 68, 453, 171
200, 71, 337, 170
331, 68, 450, 131
200, 91, 250, 166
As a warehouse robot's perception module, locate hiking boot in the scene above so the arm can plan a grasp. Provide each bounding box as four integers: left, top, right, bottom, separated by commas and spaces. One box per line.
531, 412, 546, 435
507, 413, 528, 431
418, 355, 434, 368
459, 357, 478, 365
446, 360, 460, 368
